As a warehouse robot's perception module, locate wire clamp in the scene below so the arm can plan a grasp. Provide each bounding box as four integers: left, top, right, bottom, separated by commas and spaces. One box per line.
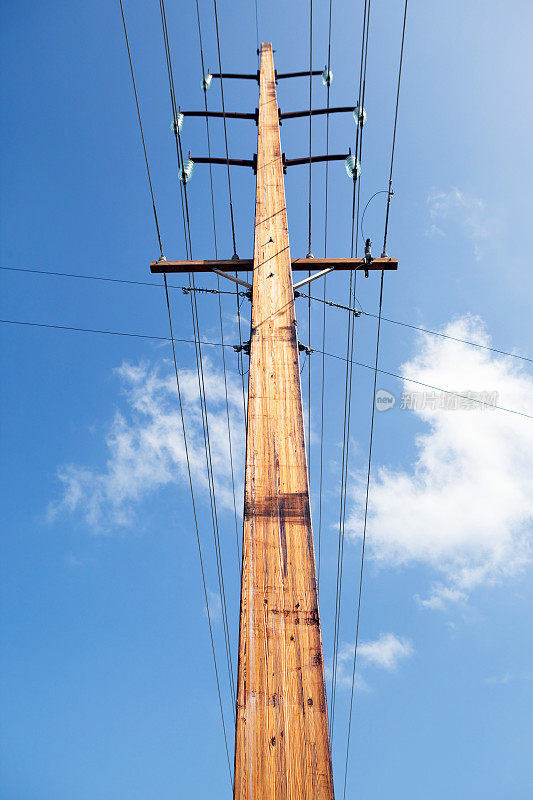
364, 238, 373, 278
234, 340, 251, 356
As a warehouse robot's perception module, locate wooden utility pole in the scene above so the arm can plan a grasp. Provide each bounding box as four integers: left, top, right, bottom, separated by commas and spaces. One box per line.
233, 43, 334, 800
150, 40, 398, 799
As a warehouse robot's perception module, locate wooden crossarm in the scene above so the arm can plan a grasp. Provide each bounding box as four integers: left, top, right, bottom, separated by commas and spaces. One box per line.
150, 256, 398, 274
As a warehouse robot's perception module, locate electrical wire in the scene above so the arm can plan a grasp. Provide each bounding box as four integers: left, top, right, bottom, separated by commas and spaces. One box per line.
254, 0, 260, 64
0, 265, 236, 294
5, 266, 530, 365
317, 0, 334, 589
329, 0, 371, 737
382, 0, 408, 257
162, 274, 233, 789
118, 0, 164, 258
4, 318, 531, 420
119, 0, 234, 783
308, 0, 313, 259
158, 0, 236, 777
212, 0, 238, 259
342, 4, 406, 787
360, 189, 389, 245
307, 0, 313, 497
194, 0, 242, 574
342, 271, 383, 800
161, 0, 238, 730
210, 0, 248, 425
300, 291, 533, 364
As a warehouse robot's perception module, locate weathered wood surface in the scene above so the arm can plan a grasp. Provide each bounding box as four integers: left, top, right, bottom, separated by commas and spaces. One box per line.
233, 43, 335, 800
150, 257, 397, 273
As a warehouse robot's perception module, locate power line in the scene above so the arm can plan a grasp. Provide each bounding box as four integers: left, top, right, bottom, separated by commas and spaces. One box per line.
208, 0, 248, 422
307, 0, 314, 502
161, 273, 233, 788
1, 318, 177, 341
330, 0, 372, 738
118, 0, 164, 258
4, 265, 530, 366
120, 0, 234, 781
158, 0, 237, 781
382, 0, 408, 257
212, 0, 238, 259
194, 0, 242, 576
298, 290, 533, 365
318, 0, 334, 589
0, 265, 236, 294
308, 0, 313, 258
342, 270, 384, 800
159, 0, 238, 732
254, 0, 259, 62
4, 318, 531, 420
343, 4, 404, 787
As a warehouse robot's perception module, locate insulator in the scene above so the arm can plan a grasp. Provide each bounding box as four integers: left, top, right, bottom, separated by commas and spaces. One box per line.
178, 158, 195, 184
345, 153, 361, 180
322, 67, 333, 87
202, 72, 213, 90
171, 113, 184, 135
353, 104, 367, 126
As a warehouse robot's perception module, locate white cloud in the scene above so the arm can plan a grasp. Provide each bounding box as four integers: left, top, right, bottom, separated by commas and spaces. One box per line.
204, 589, 222, 623
426, 188, 493, 259
49, 359, 245, 531
357, 632, 414, 670
485, 673, 513, 686
348, 315, 533, 607
326, 633, 414, 691
485, 673, 533, 686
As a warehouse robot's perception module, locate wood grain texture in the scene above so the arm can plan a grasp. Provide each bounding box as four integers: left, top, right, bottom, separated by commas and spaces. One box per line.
233, 43, 335, 800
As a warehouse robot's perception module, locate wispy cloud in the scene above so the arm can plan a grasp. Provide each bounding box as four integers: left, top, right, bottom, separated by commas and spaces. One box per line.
348, 315, 533, 608
326, 633, 414, 690
49, 359, 245, 531
485, 672, 533, 686
485, 673, 513, 686
426, 188, 493, 259
204, 589, 222, 623
357, 633, 414, 670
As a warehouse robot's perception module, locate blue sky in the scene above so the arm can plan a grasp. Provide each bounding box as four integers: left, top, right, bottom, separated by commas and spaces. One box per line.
1, 0, 533, 798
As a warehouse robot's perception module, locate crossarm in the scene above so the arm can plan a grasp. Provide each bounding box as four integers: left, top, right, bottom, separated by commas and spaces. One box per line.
150, 257, 398, 274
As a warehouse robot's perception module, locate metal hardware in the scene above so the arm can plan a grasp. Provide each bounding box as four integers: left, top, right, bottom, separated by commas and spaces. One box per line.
321, 67, 333, 86
275, 69, 323, 80
212, 269, 252, 289
181, 110, 258, 122
234, 340, 251, 355
279, 106, 354, 121
178, 159, 194, 184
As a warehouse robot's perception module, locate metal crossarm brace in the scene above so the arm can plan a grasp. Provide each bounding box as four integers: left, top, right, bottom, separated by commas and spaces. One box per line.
275, 69, 323, 80
283, 153, 349, 170
211, 71, 259, 82
212, 269, 251, 289
279, 106, 355, 121
190, 155, 257, 170
181, 109, 258, 122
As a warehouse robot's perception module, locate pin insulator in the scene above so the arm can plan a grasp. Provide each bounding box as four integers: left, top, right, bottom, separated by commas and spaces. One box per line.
171, 113, 184, 135
345, 153, 361, 180
178, 158, 195, 184
353, 104, 367, 126
322, 67, 333, 87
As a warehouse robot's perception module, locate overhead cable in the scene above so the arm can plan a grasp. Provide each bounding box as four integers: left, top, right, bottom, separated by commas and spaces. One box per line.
4, 319, 531, 420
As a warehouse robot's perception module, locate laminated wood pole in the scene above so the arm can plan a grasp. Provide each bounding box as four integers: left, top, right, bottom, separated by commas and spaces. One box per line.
234, 43, 335, 800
